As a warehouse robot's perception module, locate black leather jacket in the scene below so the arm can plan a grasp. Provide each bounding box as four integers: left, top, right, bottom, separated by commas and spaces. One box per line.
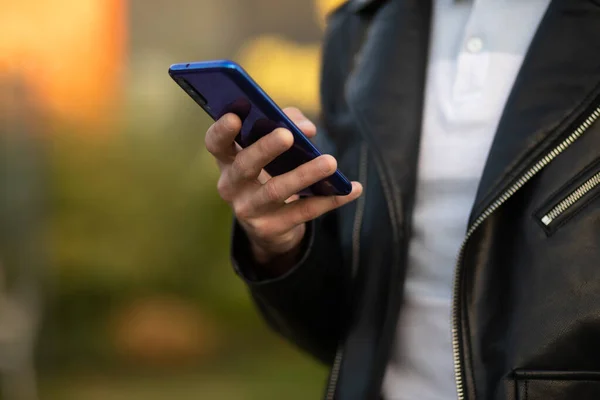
231, 0, 600, 399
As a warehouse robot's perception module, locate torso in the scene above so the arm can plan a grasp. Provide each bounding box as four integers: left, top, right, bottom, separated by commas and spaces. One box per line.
381, 1, 550, 398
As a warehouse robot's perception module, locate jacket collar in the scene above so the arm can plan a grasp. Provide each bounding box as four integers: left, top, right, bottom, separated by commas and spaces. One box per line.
345, 0, 600, 223
348, 0, 389, 14
344, 0, 432, 227
470, 0, 600, 220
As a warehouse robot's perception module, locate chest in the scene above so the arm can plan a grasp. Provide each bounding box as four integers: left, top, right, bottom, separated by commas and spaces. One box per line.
419, 0, 551, 181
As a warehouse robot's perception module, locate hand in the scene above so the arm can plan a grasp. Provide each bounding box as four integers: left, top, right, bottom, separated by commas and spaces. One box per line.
205, 107, 363, 270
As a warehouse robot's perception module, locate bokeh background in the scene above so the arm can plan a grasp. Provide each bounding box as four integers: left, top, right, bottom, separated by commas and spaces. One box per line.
0, 1, 345, 399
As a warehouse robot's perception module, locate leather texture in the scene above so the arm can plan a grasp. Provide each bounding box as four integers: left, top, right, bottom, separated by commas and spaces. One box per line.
514, 371, 600, 400
230, 0, 600, 398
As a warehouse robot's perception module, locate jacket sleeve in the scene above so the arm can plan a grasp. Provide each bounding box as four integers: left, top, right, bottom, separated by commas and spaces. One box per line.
231, 208, 348, 365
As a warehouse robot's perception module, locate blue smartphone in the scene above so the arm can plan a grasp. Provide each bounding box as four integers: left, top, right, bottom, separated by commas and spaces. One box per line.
168, 60, 352, 196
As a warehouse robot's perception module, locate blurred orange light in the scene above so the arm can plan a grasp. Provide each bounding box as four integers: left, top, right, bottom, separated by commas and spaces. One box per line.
238, 36, 321, 115
237, 0, 348, 115
315, 0, 347, 28
0, 0, 126, 125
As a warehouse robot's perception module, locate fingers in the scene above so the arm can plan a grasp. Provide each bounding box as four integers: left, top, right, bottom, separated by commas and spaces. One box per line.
205, 113, 242, 161
266, 181, 363, 234
254, 155, 338, 206
283, 107, 317, 138
229, 128, 294, 182
206, 108, 314, 165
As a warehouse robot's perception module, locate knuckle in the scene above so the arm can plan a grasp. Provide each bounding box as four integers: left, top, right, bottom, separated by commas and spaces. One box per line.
216, 175, 232, 202
295, 165, 310, 185
204, 133, 217, 154
264, 180, 283, 203
232, 200, 253, 220
330, 195, 344, 209
247, 218, 273, 239
231, 156, 253, 180
299, 202, 317, 221
256, 135, 273, 158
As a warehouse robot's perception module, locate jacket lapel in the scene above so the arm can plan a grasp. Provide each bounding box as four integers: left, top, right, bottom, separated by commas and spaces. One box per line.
346, 0, 432, 215
334, 1, 432, 397
471, 0, 600, 220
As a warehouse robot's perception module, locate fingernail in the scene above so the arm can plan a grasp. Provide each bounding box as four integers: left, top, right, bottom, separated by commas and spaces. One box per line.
317, 157, 333, 173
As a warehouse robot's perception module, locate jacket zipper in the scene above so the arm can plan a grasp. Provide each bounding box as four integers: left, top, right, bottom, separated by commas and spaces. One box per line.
451, 105, 600, 400
326, 142, 369, 400
541, 171, 600, 226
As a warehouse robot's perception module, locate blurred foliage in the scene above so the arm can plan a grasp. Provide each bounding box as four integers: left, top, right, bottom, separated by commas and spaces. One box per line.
7, 121, 329, 399
40, 353, 325, 400
35, 111, 326, 398
1, 0, 350, 398
41, 114, 254, 364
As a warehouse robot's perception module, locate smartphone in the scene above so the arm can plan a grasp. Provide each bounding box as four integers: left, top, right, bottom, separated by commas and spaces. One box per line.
168, 60, 352, 196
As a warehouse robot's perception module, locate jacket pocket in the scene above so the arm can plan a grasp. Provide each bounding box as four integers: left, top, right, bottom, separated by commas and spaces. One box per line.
535, 158, 600, 235
514, 370, 600, 400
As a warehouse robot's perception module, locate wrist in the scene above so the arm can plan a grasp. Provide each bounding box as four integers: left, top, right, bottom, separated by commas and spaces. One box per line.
248, 224, 306, 278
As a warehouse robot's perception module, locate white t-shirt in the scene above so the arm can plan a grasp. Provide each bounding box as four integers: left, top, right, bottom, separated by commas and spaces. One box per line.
382, 0, 551, 399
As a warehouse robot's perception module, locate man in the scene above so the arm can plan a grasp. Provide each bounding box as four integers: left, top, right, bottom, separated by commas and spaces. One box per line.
204, 0, 600, 398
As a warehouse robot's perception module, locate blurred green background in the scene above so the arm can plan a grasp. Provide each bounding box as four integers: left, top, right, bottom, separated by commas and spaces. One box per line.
0, 0, 345, 398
